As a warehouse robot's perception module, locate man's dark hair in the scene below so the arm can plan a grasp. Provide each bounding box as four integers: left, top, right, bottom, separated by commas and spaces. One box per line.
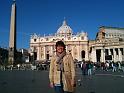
56, 41, 66, 50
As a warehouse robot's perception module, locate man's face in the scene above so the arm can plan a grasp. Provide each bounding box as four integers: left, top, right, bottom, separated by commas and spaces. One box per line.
56, 45, 64, 54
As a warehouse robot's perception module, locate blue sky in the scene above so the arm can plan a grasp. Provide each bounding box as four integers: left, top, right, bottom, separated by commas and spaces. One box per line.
0, 0, 124, 49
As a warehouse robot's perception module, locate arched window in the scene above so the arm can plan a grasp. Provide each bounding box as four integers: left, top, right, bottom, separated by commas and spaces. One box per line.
34, 39, 37, 42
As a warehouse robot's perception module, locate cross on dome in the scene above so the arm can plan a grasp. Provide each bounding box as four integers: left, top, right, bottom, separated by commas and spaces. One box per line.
62, 18, 67, 26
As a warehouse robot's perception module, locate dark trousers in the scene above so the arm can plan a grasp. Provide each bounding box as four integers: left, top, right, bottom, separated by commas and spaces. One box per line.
54, 86, 64, 93
54, 86, 72, 93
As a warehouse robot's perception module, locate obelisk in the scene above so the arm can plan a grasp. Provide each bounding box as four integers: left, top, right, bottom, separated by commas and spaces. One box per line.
8, 0, 16, 65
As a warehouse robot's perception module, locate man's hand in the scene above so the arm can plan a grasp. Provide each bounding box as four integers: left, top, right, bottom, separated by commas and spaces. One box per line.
71, 82, 76, 87
49, 83, 54, 88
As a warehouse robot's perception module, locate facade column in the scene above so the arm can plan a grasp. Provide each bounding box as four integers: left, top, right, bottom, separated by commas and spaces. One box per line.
113, 48, 116, 62
117, 48, 119, 61
118, 48, 122, 62
108, 49, 111, 55
85, 44, 89, 61
43, 46, 46, 60
72, 45, 77, 60
37, 45, 41, 60
40, 46, 43, 60
50, 46, 53, 59
91, 47, 96, 62
101, 48, 105, 63
78, 44, 82, 61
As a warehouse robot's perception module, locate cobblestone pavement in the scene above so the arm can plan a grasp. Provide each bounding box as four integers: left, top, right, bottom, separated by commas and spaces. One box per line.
0, 69, 124, 93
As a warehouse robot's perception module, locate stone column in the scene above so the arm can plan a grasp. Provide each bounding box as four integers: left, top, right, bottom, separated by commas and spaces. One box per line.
43, 46, 46, 60
119, 48, 122, 62
37, 45, 41, 60
40, 46, 43, 60
85, 44, 89, 61
78, 44, 81, 61
101, 48, 105, 63
91, 47, 96, 62
108, 49, 111, 55
113, 48, 116, 62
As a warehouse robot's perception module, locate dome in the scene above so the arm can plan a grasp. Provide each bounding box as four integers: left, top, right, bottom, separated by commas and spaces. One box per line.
57, 20, 72, 36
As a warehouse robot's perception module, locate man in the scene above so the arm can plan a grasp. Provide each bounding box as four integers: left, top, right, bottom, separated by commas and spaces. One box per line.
49, 41, 76, 93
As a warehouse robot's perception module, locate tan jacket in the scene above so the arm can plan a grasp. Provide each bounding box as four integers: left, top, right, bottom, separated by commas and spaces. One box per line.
49, 53, 76, 92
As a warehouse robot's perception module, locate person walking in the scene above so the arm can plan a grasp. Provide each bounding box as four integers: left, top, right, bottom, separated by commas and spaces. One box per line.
87, 61, 92, 76
49, 40, 76, 93
81, 61, 87, 75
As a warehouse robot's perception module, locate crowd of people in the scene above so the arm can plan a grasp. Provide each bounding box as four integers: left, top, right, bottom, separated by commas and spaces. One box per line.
77, 61, 124, 76
0, 62, 50, 71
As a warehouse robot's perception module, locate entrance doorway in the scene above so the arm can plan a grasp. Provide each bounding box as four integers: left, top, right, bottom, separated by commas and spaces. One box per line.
96, 49, 101, 62
46, 54, 49, 60
81, 50, 85, 59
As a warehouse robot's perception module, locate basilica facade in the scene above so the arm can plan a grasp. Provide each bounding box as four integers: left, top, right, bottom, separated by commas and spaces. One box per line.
30, 20, 89, 62
29, 20, 124, 63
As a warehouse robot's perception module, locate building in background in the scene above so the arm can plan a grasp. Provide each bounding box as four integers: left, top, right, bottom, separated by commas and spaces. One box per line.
90, 26, 124, 63
30, 22, 124, 63
30, 20, 89, 62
